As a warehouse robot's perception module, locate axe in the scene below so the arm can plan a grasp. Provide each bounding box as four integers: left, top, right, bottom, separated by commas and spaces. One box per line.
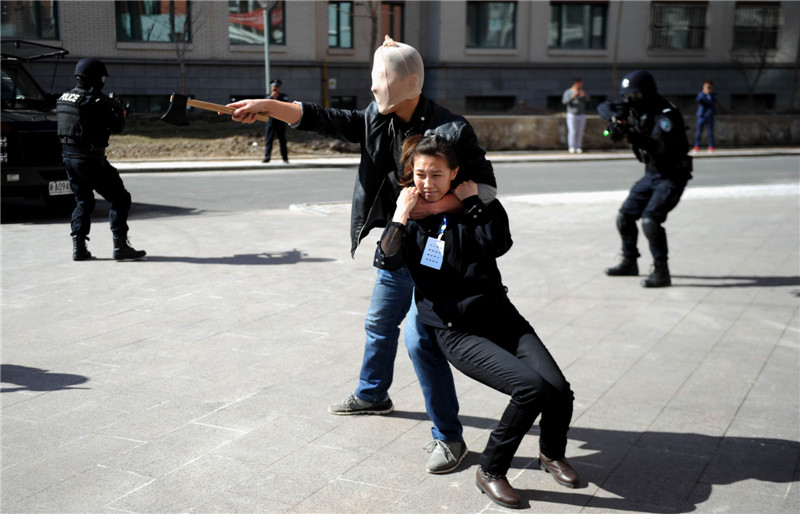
160, 93, 270, 126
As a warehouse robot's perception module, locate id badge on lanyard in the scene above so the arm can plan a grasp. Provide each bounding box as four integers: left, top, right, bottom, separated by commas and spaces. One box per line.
420, 217, 447, 270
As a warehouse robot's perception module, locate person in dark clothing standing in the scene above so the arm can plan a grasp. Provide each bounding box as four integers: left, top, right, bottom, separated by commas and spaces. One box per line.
263, 79, 289, 163
375, 134, 578, 509
57, 57, 145, 261
598, 70, 692, 288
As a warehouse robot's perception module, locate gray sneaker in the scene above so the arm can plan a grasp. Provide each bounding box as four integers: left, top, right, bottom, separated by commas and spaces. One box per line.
424, 440, 468, 474
328, 393, 394, 415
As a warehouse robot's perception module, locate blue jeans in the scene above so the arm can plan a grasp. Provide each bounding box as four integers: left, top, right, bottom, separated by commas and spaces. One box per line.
356, 266, 463, 442
695, 116, 714, 148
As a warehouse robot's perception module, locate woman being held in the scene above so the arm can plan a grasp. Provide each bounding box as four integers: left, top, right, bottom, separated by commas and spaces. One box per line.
375, 134, 579, 509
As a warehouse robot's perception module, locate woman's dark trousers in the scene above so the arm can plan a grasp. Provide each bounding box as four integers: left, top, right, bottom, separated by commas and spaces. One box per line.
434, 307, 573, 476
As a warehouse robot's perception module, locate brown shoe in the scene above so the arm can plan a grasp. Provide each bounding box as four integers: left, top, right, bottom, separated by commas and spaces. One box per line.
539, 453, 579, 488
475, 467, 521, 509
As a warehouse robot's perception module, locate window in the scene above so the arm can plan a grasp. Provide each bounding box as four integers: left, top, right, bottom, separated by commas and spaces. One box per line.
733, 2, 779, 51
329, 1, 352, 48
466, 95, 516, 113
380, 2, 404, 41
115, 1, 191, 43
331, 95, 357, 109
467, 1, 516, 49
126, 94, 173, 115
731, 93, 775, 111
649, 2, 707, 50
229, 1, 285, 46
0, 0, 59, 39
2, 66, 49, 110
549, 2, 607, 49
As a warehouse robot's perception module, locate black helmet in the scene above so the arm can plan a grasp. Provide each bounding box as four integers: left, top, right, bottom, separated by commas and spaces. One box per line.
75, 58, 108, 83
620, 70, 657, 96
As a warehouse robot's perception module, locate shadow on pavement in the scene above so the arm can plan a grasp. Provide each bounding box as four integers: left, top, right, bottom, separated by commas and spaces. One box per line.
673, 274, 800, 289
145, 249, 336, 265
1, 200, 204, 225
0, 364, 90, 392
394, 412, 798, 512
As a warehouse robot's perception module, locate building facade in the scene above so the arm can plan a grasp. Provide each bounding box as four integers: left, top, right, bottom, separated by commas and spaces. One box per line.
4, 0, 799, 115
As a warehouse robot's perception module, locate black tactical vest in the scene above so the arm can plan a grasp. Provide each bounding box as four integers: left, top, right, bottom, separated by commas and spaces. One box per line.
56, 87, 88, 145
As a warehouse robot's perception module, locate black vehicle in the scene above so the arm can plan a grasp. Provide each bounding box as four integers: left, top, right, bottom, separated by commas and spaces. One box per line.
1, 40, 72, 208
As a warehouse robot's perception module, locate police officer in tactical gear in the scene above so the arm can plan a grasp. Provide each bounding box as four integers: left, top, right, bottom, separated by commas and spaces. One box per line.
57, 57, 146, 261
598, 70, 692, 287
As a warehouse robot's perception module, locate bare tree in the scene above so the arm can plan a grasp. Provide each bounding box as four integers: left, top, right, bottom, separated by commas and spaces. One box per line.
732, 8, 780, 112
791, 32, 800, 112
350, 0, 381, 51
328, 1, 382, 52
169, 2, 207, 95
364, 0, 381, 52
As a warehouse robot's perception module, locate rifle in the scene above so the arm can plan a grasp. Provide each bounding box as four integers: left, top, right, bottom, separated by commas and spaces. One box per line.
107, 92, 132, 117
597, 101, 630, 142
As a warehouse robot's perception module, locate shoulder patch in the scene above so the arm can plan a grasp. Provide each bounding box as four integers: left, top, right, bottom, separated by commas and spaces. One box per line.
659, 117, 673, 132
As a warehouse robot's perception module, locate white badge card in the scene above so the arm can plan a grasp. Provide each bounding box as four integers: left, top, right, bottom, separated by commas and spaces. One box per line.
421, 237, 445, 270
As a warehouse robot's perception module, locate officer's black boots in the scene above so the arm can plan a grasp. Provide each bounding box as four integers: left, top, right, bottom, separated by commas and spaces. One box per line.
604, 255, 638, 276
113, 235, 146, 261
72, 235, 94, 261
641, 260, 671, 288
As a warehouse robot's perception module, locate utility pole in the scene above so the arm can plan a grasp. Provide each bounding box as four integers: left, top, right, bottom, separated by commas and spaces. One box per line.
263, 1, 277, 98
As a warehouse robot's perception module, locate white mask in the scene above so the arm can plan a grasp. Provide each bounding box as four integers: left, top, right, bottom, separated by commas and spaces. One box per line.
370, 36, 424, 114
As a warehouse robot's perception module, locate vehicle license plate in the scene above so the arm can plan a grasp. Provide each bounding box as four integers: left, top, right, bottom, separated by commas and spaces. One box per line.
48, 180, 72, 196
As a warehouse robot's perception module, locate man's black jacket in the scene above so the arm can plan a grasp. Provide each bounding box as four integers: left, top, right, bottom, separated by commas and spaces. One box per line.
295, 96, 496, 256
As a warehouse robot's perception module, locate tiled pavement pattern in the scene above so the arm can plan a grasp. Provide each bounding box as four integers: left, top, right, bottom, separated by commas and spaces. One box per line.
2, 157, 798, 513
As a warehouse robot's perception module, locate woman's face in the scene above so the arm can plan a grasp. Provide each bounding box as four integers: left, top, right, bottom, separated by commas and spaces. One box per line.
412, 154, 458, 203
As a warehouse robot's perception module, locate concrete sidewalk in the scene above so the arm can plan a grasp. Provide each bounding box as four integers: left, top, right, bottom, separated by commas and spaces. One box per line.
2, 176, 799, 511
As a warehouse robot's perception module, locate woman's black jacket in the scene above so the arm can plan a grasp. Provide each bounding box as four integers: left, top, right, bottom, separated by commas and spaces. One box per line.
374, 196, 513, 332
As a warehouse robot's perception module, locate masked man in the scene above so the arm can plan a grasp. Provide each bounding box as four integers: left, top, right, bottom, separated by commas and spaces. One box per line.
57, 57, 145, 261
227, 37, 500, 475
598, 70, 692, 287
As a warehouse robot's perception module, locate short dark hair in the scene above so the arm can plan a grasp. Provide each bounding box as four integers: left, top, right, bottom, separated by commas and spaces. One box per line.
399, 134, 459, 186
270, 79, 282, 87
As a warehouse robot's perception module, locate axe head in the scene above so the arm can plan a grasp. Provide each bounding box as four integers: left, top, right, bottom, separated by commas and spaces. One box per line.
160, 93, 189, 126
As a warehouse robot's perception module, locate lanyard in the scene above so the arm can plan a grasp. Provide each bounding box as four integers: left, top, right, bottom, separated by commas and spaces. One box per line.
437, 216, 447, 241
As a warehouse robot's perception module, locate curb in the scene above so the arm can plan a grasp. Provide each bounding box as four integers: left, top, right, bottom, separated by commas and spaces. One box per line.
111, 148, 800, 174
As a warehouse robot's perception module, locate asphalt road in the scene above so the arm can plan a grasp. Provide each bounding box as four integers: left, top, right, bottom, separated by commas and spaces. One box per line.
121, 155, 798, 213
2, 155, 797, 223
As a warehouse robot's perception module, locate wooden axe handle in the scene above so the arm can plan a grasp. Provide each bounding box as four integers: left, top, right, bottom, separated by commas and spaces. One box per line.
184, 98, 271, 123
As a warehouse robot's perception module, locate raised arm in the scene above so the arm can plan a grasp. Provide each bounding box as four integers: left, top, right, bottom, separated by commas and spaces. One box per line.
375, 186, 419, 270
410, 122, 497, 219
227, 98, 302, 125
454, 181, 513, 259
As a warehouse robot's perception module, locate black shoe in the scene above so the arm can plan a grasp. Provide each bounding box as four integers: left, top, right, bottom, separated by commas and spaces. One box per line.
72, 235, 94, 261
641, 260, 671, 287
283, 158, 289, 163
113, 236, 146, 261
262, 158, 271, 163
605, 255, 638, 276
